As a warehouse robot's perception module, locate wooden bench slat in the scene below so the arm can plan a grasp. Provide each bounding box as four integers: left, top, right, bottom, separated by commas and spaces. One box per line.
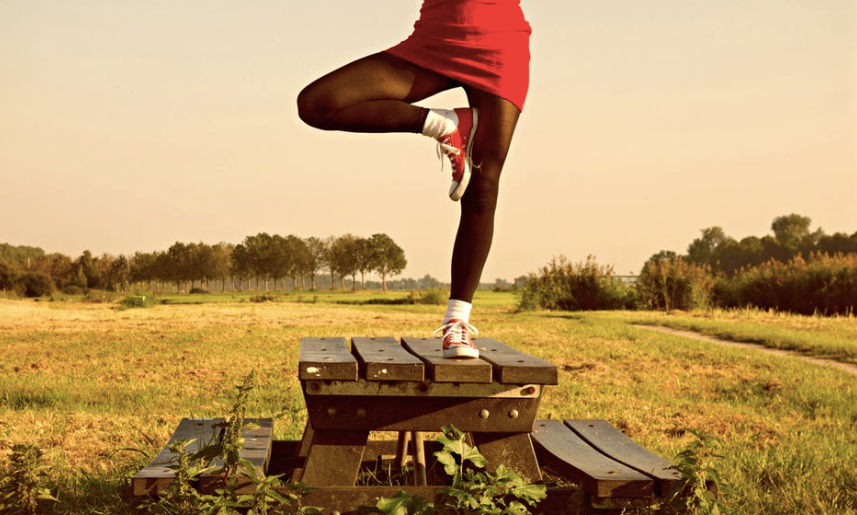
352, 337, 425, 382
300, 337, 358, 381
401, 337, 492, 383
477, 338, 559, 385
565, 420, 680, 496
531, 420, 653, 498
132, 418, 273, 496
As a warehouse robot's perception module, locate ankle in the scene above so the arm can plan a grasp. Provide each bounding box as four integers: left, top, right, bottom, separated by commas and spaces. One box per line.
422, 108, 458, 139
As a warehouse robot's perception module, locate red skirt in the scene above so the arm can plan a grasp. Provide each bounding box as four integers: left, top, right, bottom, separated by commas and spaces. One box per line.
385, 0, 532, 112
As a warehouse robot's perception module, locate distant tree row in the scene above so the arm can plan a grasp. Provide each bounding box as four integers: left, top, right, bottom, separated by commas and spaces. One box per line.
646, 214, 857, 275
0, 233, 407, 296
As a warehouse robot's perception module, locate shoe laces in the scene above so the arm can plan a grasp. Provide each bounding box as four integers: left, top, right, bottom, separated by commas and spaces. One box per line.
435, 137, 461, 173
433, 319, 478, 345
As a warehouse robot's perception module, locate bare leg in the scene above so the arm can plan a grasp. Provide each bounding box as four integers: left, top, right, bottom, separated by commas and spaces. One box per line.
297, 52, 457, 133
449, 91, 520, 303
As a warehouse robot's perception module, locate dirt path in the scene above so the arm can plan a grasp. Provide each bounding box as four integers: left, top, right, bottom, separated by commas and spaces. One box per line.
637, 325, 857, 377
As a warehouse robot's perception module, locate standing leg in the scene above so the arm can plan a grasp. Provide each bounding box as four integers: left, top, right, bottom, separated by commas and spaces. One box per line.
449, 91, 521, 303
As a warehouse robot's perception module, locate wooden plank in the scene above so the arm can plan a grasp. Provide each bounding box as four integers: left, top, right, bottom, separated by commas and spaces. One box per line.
531, 420, 653, 498
199, 418, 274, 493
303, 378, 541, 398
304, 395, 539, 432
299, 337, 358, 381
401, 337, 492, 383
566, 420, 680, 496
352, 336, 425, 382
477, 338, 559, 385
472, 432, 542, 483
132, 418, 273, 496
300, 429, 369, 486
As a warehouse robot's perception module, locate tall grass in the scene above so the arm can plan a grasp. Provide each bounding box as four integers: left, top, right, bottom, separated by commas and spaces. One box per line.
517, 255, 636, 311
716, 252, 857, 315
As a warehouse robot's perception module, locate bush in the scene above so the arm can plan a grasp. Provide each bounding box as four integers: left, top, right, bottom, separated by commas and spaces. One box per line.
119, 294, 160, 309
189, 287, 207, 294
62, 285, 84, 295
715, 252, 857, 315
17, 272, 54, 298
637, 258, 714, 311
518, 255, 637, 311
249, 294, 276, 303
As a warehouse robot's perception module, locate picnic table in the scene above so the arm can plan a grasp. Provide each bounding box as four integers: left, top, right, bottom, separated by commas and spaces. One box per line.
134, 336, 681, 513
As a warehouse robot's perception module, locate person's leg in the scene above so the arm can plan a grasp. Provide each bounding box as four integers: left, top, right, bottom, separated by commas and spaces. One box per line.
297, 52, 457, 133
450, 91, 521, 303
438, 90, 520, 358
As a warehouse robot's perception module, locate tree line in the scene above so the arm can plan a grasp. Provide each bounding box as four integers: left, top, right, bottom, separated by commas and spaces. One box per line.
646, 213, 857, 275
0, 233, 407, 296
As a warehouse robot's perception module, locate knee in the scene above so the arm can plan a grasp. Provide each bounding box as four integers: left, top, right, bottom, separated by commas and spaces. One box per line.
462, 169, 500, 213
296, 84, 333, 129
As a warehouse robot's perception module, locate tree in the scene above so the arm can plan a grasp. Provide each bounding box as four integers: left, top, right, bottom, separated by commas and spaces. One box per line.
686, 227, 729, 268
108, 254, 130, 292
304, 237, 326, 290
771, 213, 817, 250
369, 233, 407, 291
210, 243, 233, 292
330, 234, 360, 290
353, 237, 373, 290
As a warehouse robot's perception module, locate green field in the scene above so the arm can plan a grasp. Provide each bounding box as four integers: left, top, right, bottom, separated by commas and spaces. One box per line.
1, 292, 855, 514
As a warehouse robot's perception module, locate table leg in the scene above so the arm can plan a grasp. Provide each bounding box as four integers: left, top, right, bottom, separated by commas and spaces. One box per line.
472, 432, 542, 483
300, 429, 369, 486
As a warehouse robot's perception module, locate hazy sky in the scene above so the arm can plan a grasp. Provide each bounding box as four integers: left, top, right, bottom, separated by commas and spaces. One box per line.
1, 0, 855, 281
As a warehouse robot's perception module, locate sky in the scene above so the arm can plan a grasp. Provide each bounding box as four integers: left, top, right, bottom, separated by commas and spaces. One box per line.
1, 0, 855, 282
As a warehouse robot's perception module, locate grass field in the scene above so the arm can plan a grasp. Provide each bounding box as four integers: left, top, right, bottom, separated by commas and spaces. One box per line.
1, 292, 855, 514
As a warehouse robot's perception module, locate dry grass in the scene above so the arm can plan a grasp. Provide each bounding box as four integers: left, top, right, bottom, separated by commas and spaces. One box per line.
1, 296, 855, 514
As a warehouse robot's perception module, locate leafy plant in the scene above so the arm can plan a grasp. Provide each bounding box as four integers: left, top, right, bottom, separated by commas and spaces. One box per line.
0, 443, 58, 515
665, 430, 732, 515
141, 372, 320, 515
376, 425, 546, 515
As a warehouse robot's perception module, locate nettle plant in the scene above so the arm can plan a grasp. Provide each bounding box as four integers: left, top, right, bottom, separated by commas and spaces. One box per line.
376, 425, 547, 515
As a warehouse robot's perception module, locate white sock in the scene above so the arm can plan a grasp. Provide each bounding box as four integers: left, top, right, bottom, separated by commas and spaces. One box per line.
443, 299, 472, 324
421, 108, 458, 139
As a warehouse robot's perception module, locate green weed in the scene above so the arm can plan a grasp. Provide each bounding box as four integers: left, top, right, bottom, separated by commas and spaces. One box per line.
0, 443, 58, 515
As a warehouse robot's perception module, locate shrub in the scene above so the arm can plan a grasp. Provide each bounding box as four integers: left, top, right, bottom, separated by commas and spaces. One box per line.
249, 294, 276, 303
637, 258, 714, 311
189, 287, 207, 294
715, 252, 857, 315
17, 272, 54, 298
62, 285, 84, 295
418, 288, 448, 305
518, 255, 637, 311
119, 294, 160, 309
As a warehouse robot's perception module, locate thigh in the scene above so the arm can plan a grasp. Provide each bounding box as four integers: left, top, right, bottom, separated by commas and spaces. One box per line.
301, 52, 458, 111
465, 88, 521, 179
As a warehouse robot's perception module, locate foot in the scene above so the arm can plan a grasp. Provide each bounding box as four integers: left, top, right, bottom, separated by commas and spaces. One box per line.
434, 319, 479, 359
436, 108, 478, 201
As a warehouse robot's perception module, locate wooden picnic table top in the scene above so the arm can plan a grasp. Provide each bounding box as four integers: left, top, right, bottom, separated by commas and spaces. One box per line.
299, 336, 558, 386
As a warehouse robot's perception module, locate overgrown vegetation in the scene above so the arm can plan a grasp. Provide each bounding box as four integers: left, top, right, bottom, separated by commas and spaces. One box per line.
0, 443, 57, 514
141, 372, 320, 515
518, 255, 637, 311
637, 258, 714, 311
375, 425, 546, 515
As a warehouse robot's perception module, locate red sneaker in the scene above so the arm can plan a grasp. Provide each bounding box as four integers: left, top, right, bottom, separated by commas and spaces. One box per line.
434, 319, 480, 359
436, 108, 478, 201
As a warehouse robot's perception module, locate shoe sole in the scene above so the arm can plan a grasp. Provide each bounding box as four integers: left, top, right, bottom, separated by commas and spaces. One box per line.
443, 345, 480, 359
449, 109, 478, 201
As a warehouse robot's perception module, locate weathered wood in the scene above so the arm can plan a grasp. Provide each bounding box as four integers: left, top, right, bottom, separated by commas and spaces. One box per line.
199, 418, 274, 493
477, 338, 559, 385
299, 337, 358, 381
352, 336, 425, 381
305, 395, 540, 432
531, 420, 654, 498
566, 420, 680, 496
132, 418, 273, 496
300, 429, 369, 486
288, 485, 587, 515
302, 378, 541, 398
401, 337, 492, 383
472, 432, 542, 483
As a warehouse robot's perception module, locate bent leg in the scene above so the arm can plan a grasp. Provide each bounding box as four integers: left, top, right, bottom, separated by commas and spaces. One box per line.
449, 90, 521, 302
297, 52, 457, 133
